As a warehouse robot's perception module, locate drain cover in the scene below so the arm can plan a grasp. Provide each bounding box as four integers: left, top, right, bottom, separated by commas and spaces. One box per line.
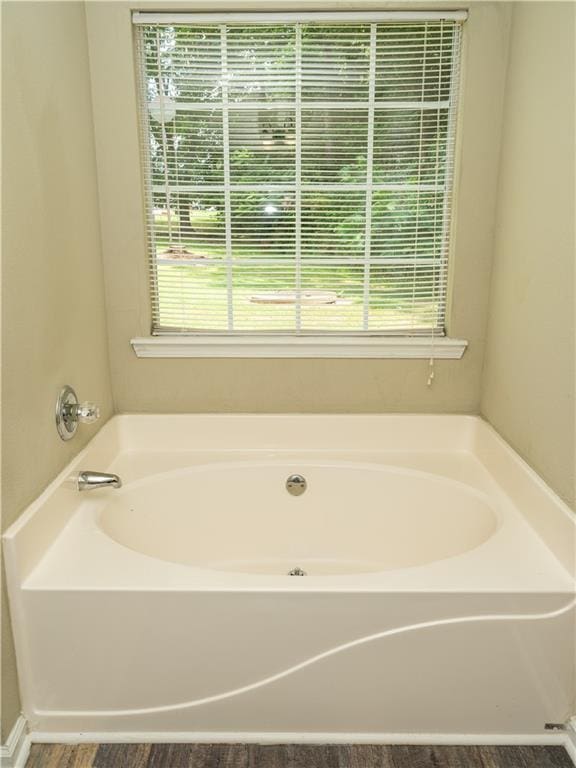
286, 474, 307, 496
288, 567, 307, 576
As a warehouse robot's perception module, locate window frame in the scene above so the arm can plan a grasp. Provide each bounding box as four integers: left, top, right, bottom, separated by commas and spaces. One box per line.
132, 9, 468, 359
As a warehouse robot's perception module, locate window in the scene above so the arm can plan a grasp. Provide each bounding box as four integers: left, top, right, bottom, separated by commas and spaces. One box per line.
134, 11, 464, 350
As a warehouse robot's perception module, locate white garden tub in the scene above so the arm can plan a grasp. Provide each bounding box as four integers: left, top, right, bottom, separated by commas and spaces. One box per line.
3, 415, 575, 742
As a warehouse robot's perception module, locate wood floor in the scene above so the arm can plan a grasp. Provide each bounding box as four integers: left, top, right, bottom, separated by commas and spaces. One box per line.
25, 743, 573, 768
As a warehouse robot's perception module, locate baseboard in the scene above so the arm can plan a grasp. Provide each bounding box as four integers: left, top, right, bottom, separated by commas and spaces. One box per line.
0, 717, 30, 768
28, 728, 571, 746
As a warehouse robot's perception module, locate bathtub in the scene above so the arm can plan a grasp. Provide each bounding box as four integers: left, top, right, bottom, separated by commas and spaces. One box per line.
3, 415, 575, 743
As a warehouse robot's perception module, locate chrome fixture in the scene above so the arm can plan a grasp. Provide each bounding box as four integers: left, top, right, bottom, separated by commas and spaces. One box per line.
55, 385, 100, 441
288, 567, 307, 576
286, 474, 307, 496
77, 471, 122, 491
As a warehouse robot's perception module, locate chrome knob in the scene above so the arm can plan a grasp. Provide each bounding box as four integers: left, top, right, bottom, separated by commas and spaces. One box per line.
55, 386, 100, 441
75, 402, 100, 424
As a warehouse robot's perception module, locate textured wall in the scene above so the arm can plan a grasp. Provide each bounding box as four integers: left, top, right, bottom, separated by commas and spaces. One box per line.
1, 1, 113, 741
8, 0, 571, 747
481, 2, 575, 510
86, 1, 511, 414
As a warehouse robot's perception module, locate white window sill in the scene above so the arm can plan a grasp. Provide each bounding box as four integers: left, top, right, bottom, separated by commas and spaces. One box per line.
130, 336, 468, 359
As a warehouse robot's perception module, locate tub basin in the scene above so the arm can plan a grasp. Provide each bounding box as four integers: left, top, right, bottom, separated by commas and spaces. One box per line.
99, 462, 498, 574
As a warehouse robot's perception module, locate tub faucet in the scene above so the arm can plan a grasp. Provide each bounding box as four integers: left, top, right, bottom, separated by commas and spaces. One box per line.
77, 471, 122, 491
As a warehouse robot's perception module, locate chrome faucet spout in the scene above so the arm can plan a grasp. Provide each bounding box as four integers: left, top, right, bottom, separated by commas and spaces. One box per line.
77, 471, 122, 491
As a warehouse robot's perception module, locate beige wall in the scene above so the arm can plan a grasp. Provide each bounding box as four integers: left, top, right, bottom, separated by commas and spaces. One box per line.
1, 1, 113, 741
5, 0, 572, 745
481, 2, 575, 510
86, 1, 511, 413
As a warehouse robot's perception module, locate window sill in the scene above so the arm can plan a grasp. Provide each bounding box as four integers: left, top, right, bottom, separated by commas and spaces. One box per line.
130, 336, 468, 359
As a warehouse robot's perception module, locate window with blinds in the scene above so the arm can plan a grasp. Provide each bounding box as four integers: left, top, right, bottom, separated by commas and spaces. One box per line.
134, 12, 463, 337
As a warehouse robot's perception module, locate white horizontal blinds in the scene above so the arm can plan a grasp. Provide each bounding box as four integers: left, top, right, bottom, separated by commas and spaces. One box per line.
135, 17, 462, 335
